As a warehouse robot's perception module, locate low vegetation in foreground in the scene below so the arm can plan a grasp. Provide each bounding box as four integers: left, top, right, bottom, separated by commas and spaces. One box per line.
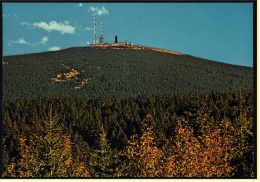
2, 91, 254, 177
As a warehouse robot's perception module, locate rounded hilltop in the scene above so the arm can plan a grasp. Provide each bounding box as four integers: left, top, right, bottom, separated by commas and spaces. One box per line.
89, 35, 181, 56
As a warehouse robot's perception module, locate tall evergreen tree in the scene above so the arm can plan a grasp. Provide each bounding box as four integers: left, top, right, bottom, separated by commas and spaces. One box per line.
3, 105, 90, 177
89, 125, 119, 177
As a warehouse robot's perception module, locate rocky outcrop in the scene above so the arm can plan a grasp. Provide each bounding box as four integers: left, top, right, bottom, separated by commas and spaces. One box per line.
51, 63, 91, 90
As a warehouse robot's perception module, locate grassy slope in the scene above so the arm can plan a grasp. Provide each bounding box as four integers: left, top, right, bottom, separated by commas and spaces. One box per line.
2, 46, 253, 100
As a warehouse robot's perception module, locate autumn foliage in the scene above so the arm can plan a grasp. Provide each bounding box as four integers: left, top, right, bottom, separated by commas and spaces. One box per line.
2, 91, 254, 177
115, 114, 236, 177
163, 119, 235, 177
3, 106, 90, 177
114, 115, 164, 177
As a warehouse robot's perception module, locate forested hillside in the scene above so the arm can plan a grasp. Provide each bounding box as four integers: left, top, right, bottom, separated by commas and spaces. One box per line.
2, 46, 255, 178
2, 91, 254, 177
2, 46, 253, 100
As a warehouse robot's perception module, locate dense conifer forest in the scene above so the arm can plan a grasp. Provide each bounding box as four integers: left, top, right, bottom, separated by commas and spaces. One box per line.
2, 47, 255, 178
3, 47, 253, 100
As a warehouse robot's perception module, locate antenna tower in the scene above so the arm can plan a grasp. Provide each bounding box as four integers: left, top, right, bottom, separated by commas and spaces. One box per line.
100, 21, 104, 45
100, 22, 103, 38
94, 15, 96, 44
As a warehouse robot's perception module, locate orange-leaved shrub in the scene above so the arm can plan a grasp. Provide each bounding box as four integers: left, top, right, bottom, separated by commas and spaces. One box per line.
115, 114, 236, 177
163, 117, 235, 177
114, 114, 164, 177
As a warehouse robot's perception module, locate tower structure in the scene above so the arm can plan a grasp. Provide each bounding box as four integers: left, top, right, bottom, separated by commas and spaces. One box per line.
100, 22, 104, 45
93, 15, 96, 44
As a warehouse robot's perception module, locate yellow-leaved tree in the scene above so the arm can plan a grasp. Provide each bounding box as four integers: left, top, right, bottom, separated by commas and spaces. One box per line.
163, 118, 236, 177
114, 114, 165, 177
3, 104, 90, 177
114, 114, 236, 177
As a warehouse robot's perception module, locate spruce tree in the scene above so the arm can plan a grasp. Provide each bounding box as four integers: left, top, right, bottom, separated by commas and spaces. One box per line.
89, 125, 118, 177
3, 105, 90, 177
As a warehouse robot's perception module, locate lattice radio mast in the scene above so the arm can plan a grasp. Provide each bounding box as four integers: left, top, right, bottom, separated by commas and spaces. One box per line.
93, 15, 96, 44
101, 22, 103, 38
100, 22, 104, 45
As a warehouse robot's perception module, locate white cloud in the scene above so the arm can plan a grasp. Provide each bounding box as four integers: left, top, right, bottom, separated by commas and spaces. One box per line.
40, 36, 49, 45
22, 21, 76, 34
18, 38, 29, 44
8, 36, 49, 47
21, 21, 29, 26
86, 27, 93, 31
49, 46, 61, 51
88, 6, 109, 16
78, 3, 83, 7
3, 13, 10, 17
81, 41, 91, 46
3, 13, 17, 18
8, 37, 29, 45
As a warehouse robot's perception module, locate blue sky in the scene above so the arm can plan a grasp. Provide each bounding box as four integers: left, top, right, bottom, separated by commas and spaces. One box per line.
3, 2, 253, 67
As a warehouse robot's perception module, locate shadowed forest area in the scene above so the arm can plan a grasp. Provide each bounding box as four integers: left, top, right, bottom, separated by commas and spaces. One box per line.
2, 47, 255, 178
2, 91, 254, 177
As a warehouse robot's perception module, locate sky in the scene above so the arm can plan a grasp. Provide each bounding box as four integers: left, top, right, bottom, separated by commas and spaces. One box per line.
2, 2, 253, 67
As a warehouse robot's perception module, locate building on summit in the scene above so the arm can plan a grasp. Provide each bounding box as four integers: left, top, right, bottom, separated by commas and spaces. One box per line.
89, 16, 133, 47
